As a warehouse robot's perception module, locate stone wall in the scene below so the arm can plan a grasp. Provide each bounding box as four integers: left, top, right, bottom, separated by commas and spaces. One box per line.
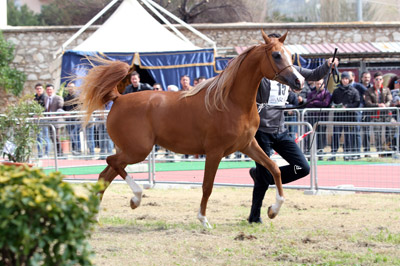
2, 22, 400, 106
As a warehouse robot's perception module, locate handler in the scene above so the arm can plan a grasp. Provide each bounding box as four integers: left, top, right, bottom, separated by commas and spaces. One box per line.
248, 33, 339, 223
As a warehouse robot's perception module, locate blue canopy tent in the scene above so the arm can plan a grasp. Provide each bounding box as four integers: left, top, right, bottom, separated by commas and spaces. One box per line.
61, 48, 227, 91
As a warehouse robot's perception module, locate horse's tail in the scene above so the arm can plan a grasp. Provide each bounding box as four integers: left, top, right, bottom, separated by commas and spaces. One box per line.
79, 57, 130, 125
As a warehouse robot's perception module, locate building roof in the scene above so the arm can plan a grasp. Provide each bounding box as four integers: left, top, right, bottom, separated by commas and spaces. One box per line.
235, 42, 400, 58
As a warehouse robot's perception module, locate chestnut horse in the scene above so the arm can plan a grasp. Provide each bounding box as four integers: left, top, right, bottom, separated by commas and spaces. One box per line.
79, 31, 304, 228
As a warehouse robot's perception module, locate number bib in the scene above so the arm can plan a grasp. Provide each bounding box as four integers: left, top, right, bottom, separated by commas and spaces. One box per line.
268, 81, 289, 106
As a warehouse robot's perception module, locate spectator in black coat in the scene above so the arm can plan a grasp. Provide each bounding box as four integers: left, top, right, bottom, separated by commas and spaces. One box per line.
328, 72, 360, 161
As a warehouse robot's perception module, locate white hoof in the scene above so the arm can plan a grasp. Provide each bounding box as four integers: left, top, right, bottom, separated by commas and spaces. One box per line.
197, 211, 212, 229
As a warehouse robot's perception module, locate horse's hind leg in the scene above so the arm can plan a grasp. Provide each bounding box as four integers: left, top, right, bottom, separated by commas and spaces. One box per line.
106, 153, 146, 209
198, 153, 223, 228
98, 164, 126, 200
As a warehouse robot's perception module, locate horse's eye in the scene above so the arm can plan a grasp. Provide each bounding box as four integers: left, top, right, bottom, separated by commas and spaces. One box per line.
272, 52, 281, 59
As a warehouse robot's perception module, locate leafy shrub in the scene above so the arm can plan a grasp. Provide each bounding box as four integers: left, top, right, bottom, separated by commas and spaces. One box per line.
0, 96, 43, 163
0, 165, 104, 265
0, 31, 26, 96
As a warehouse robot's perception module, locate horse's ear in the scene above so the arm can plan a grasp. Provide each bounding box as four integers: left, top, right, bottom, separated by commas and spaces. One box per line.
261, 29, 270, 44
279, 31, 288, 43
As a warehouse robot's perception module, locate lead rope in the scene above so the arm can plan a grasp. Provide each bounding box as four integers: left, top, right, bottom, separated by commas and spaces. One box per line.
307, 48, 339, 153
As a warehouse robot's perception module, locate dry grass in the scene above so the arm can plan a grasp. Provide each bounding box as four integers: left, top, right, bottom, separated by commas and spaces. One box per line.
90, 184, 400, 265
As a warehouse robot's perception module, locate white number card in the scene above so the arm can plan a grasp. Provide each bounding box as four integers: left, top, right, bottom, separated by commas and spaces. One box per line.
268, 80, 289, 106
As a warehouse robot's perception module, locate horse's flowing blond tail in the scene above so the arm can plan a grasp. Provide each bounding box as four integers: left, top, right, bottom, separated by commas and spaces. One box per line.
78, 57, 130, 125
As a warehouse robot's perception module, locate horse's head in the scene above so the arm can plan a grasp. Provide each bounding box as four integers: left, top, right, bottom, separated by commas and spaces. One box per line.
261, 30, 304, 90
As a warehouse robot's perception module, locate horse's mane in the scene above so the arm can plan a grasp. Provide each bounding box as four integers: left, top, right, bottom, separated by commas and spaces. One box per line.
181, 45, 258, 112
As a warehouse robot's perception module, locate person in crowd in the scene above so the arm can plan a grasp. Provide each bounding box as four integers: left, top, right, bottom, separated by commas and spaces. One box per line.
153, 83, 163, 91
360, 71, 373, 156
123, 71, 153, 94
388, 75, 400, 107
34, 83, 49, 157
327, 72, 360, 161
364, 72, 393, 155
180, 75, 193, 91
248, 32, 338, 224
193, 78, 199, 87
197, 76, 206, 84
297, 80, 313, 106
98, 101, 114, 160
349, 71, 368, 160
305, 78, 332, 159
387, 75, 399, 151
45, 84, 64, 157
167, 85, 179, 92
179, 74, 193, 158
63, 82, 81, 155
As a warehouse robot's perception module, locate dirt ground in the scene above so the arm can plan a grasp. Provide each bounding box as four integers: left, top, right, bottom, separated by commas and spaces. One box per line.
90, 183, 400, 265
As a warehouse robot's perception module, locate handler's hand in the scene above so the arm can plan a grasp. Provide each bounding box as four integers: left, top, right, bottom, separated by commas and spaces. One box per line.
327, 58, 339, 68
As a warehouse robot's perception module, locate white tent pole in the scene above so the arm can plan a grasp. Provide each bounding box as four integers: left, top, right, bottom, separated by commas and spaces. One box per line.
140, 0, 192, 44
143, 0, 216, 51
55, 0, 119, 56
0, 0, 7, 28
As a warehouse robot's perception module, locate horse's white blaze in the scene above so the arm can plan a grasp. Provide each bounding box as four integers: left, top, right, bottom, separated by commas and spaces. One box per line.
197, 209, 212, 229
270, 189, 285, 214
283, 47, 305, 88
125, 174, 143, 206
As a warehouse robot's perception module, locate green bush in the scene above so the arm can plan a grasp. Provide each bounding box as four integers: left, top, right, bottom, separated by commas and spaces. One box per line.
0, 31, 26, 96
0, 165, 104, 265
0, 95, 43, 163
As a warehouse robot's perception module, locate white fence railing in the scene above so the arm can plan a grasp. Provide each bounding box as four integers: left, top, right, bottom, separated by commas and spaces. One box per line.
1, 108, 399, 193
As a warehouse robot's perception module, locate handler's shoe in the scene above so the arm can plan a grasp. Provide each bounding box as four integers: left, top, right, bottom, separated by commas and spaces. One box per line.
248, 216, 263, 224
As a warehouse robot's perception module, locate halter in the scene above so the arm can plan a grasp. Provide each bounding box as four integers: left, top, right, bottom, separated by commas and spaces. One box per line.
265, 46, 294, 81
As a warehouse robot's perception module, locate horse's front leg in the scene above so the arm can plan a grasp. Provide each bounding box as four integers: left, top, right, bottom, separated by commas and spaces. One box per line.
242, 138, 285, 219
198, 153, 223, 228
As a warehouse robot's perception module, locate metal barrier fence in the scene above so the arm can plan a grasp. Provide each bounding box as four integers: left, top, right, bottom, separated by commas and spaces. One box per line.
1, 108, 399, 193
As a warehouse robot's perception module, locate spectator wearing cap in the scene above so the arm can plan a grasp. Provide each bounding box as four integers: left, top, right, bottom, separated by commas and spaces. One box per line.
328, 71, 360, 161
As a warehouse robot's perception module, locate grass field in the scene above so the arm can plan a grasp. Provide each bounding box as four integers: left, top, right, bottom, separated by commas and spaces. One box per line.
89, 184, 400, 265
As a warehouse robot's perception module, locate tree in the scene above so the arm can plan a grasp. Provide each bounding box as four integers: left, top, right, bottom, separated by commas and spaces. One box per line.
6, 0, 43, 26
153, 0, 252, 23
0, 31, 26, 96
39, 0, 120, 26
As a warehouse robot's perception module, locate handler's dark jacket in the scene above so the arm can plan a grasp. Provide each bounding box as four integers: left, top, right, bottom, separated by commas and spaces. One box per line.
123, 83, 153, 94
257, 62, 330, 134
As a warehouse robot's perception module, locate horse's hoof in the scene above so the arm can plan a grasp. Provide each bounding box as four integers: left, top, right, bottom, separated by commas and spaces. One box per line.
202, 221, 212, 229
267, 206, 278, 219
130, 197, 140, 209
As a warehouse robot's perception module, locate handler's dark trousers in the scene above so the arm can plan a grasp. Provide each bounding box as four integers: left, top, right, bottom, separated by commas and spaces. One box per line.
249, 130, 310, 221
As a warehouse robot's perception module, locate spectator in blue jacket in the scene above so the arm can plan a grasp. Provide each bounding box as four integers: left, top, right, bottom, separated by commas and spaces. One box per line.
349, 71, 368, 159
